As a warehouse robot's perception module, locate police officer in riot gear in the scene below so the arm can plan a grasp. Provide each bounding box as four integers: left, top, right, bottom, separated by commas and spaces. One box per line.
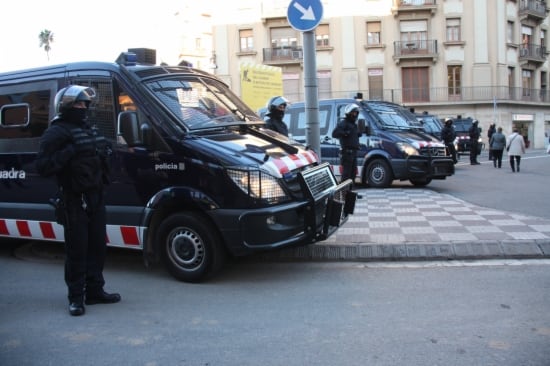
332, 103, 362, 185
441, 117, 457, 164
264, 96, 289, 136
469, 119, 481, 165
36, 85, 120, 316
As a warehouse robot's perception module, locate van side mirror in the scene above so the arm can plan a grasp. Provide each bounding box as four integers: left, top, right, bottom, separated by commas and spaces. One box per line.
117, 111, 143, 147
364, 124, 372, 136
357, 119, 366, 134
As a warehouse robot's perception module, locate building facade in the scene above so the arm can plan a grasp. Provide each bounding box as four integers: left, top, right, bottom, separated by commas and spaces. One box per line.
212, 0, 550, 148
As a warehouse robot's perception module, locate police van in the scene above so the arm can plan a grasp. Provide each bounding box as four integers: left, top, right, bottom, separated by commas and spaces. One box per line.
0, 50, 355, 282
260, 98, 454, 188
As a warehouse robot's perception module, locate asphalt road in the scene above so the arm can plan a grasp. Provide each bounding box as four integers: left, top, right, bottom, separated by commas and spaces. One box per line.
1, 247, 549, 366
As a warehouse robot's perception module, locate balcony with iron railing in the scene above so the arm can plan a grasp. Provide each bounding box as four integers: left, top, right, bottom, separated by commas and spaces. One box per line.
393, 40, 438, 63
263, 46, 303, 65
519, 42, 547, 63
283, 86, 550, 107
392, 0, 437, 16
365, 86, 550, 105
518, 0, 547, 22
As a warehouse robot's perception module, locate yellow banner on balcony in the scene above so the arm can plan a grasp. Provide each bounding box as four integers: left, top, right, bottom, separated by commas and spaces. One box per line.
240, 63, 283, 112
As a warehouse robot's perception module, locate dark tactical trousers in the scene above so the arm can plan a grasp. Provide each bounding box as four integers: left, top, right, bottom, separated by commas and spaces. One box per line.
340, 150, 357, 184
63, 191, 107, 302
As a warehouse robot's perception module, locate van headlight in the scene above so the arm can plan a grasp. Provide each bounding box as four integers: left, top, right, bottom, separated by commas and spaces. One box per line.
396, 142, 419, 156
227, 168, 290, 204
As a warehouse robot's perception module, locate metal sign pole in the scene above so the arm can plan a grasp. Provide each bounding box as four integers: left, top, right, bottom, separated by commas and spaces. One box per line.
287, 0, 323, 158
303, 31, 320, 157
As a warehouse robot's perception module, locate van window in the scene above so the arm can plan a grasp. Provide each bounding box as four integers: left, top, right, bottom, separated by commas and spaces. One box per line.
73, 79, 117, 140
292, 104, 332, 137
0, 89, 50, 139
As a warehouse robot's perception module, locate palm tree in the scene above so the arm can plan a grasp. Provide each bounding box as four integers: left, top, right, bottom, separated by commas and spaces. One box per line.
38, 29, 54, 61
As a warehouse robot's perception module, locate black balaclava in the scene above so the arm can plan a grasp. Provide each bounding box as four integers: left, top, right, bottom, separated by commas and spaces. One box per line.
270, 108, 285, 120
64, 108, 87, 123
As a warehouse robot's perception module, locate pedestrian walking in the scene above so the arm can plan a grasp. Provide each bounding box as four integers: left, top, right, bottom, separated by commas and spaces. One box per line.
506, 127, 526, 172
264, 96, 289, 136
487, 123, 496, 161
469, 119, 481, 165
489, 126, 506, 168
36, 85, 121, 316
441, 117, 457, 164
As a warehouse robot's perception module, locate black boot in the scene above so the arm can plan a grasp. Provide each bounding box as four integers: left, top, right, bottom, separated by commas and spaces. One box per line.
85, 290, 121, 305
68, 300, 85, 316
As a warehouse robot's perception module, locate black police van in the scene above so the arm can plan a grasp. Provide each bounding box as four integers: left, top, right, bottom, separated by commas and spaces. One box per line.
260, 99, 454, 188
452, 116, 484, 157
415, 111, 443, 140
0, 51, 354, 282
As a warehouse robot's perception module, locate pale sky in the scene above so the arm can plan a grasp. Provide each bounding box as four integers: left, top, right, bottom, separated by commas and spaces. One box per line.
1, 0, 186, 71
1, 0, 393, 72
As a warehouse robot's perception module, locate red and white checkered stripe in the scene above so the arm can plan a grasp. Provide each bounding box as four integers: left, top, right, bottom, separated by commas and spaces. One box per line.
261, 150, 319, 177
412, 141, 445, 149
0, 218, 143, 248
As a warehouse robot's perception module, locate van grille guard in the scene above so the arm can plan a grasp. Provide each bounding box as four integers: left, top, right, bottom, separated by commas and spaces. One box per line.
297, 162, 356, 240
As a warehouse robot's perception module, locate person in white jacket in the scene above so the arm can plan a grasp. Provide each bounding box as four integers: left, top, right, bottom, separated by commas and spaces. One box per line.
506, 128, 526, 172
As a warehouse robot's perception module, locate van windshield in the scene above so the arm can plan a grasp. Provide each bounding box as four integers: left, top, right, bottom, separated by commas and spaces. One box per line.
366, 102, 413, 129
145, 77, 261, 130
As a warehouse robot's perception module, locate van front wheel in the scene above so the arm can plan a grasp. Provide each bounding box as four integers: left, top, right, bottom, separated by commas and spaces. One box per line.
366, 159, 392, 188
158, 212, 225, 283
409, 177, 432, 187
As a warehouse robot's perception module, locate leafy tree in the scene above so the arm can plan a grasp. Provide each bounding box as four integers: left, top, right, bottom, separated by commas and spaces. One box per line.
38, 29, 54, 61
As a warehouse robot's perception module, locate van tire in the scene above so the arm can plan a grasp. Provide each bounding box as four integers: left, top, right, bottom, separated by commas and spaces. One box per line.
409, 177, 432, 187
365, 159, 392, 188
158, 212, 225, 283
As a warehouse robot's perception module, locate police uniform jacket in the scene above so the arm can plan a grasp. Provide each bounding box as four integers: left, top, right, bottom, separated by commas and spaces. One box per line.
332, 117, 360, 150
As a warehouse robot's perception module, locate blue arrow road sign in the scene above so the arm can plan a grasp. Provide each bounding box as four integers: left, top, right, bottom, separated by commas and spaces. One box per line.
287, 0, 323, 32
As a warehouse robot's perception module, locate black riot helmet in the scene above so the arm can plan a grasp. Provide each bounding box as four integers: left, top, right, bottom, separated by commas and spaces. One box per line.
54, 85, 96, 117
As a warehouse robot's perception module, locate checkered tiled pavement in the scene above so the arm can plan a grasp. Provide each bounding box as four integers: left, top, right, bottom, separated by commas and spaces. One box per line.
261, 188, 550, 262
323, 188, 550, 245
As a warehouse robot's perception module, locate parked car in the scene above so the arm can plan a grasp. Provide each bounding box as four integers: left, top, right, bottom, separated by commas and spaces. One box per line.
452, 117, 484, 156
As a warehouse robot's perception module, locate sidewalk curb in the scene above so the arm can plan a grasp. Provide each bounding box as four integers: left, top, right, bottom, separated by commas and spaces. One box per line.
251, 239, 550, 262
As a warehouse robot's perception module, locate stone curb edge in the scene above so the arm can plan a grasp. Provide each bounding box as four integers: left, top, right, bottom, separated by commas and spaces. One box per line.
250, 240, 550, 262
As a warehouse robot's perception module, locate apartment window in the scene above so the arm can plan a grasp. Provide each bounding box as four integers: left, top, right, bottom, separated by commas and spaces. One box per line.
507, 21, 515, 43
318, 71, 332, 99
316, 24, 330, 47
448, 65, 462, 98
508, 67, 516, 99
522, 69, 533, 96
541, 71, 547, 101
239, 29, 254, 52
446, 18, 461, 42
270, 27, 298, 49
522, 25, 533, 47
367, 21, 381, 45
399, 20, 427, 50
368, 68, 384, 100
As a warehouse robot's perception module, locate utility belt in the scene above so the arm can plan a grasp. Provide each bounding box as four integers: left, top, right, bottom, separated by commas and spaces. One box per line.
340, 148, 358, 154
